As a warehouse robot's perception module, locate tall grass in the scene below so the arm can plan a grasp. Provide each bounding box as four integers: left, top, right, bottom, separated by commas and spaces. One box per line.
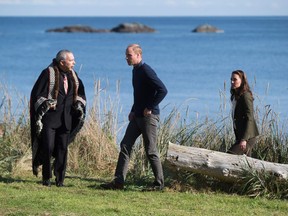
67, 79, 122, 177
239, 164, 288, 199
0, 79, 287, 198
0, 83, 31, 176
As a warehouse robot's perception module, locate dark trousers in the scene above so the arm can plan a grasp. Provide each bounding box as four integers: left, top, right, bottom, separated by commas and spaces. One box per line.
227, 137, 257, 157
41, 124, 70, 183
114, 114, 164, 186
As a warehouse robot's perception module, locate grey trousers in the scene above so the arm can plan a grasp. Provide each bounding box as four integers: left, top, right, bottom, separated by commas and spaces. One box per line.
114, 114, 164, 186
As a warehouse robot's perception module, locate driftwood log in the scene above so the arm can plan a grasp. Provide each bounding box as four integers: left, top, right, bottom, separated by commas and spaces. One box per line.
165, 142, 288, 183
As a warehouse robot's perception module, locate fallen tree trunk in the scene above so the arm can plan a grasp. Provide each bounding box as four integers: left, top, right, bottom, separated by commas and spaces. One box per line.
165, 142, 288, 183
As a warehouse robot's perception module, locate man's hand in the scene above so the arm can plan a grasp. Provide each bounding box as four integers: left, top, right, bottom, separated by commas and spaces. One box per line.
143, 108, 152, 117
73, 101, 85, 119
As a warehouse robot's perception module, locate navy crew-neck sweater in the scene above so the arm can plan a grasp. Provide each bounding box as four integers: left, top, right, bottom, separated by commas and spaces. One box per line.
131, 62, 168, 117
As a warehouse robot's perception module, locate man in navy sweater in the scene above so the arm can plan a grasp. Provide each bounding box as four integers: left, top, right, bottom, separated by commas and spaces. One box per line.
101, 44, 168, 190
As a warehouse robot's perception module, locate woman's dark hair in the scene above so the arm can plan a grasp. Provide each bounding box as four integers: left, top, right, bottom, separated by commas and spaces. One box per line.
230, 70, 253, 101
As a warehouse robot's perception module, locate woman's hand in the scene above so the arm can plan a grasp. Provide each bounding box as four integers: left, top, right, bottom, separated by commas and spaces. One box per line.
239, 140, 247, 152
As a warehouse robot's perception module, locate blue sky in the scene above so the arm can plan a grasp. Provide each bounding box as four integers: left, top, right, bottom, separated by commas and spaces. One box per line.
0, 0, 287, 16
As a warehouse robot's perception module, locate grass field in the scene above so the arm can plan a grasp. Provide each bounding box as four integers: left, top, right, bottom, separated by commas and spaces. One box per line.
1, 173, 288, 216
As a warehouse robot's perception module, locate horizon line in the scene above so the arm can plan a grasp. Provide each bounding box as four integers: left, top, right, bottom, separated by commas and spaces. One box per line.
1, 15, 288, 17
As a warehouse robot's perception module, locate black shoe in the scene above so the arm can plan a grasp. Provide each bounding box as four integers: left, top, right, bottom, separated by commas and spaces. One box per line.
55, 178, 64, 187
42, 179, 51, 187
152, 185, 164, 191
143, 182, 164, 192
144, 185, 164, 191
100, 181, 124, 190
56, 181, 64, 187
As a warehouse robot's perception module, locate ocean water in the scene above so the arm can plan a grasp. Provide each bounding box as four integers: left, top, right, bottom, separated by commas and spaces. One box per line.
0, 16, 287, 123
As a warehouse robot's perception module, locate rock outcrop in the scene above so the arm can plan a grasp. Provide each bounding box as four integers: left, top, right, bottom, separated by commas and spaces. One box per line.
192, 24, 224, 33
110, 22, 156, 33
46, 23, 156, 33
46, 25, 109, 33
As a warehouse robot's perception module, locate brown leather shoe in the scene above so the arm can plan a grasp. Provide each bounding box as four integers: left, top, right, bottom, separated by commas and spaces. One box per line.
100, 181, 124, 190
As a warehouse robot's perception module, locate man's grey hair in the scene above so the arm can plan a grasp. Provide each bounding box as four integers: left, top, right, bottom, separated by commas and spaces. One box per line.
55, 50, 72, 62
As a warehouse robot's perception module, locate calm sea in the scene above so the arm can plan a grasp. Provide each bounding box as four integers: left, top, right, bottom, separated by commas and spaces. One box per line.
0, 16, 288, 124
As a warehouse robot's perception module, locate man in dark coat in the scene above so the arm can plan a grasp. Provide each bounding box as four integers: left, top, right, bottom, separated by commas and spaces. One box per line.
30, 50, 86, 187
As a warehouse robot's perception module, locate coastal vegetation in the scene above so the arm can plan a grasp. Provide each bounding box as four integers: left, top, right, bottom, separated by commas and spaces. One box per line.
0, 79, 288, 214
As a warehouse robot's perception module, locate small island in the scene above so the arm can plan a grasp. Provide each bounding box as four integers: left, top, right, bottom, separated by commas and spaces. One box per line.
110, 23, 155, 33
46, 22, 156, 33
192, 24, 224, 33
46, 25, 109, 33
